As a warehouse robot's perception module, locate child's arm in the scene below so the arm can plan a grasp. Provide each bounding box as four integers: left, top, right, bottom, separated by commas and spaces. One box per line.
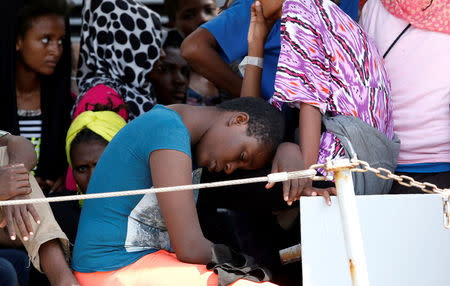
240, 1, 268, 98
150, 149, 212, 264
181, 28, 243, 97
299, 103, 321, 172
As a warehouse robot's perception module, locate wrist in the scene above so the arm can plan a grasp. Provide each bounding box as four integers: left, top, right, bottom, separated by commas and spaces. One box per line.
248, 45, 264, 57
238, 56, 264, 76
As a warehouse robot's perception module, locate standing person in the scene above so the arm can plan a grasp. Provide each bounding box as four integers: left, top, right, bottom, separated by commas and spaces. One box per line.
0, 0, 73, 194
72, 98, 284, 286
181, 0, 360, 100
359, 0, 450, 193
258, 0, 399, 200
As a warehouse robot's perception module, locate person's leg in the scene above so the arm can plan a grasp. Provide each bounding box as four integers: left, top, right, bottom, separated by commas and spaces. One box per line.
390, 171, 450, 194
0, 248, 30, 286
0, 257, 18, 286
74, 250, 278, 286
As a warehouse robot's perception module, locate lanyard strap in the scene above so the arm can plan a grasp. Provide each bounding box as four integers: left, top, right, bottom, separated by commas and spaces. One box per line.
383, 24, 412, 59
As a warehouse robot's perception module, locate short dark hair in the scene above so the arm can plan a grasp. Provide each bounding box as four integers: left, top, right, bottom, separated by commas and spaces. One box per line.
17, 0, 69, 37
164, 0, 179, 23
163, 29, 184, 49
70, 128, 108, 159
217, 97, 285, 153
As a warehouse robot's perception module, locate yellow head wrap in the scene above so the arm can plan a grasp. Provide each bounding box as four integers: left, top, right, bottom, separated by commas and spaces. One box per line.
66, 111, 126, 167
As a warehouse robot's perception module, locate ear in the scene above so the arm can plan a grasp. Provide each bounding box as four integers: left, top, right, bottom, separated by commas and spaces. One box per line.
229, 112, 249, 126
16, 37, 23, 52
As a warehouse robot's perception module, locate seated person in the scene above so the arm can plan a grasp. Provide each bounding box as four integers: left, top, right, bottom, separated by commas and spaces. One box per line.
0, 131, 32, 286
50, 110, 126, 244
0, 248, 29, 286
74, 0, 163, 120
149, 30, 190, 105
165, 0, 225, 106
0, 131, 79, 286
0, 0, 73, 194
72, 98, 284, 286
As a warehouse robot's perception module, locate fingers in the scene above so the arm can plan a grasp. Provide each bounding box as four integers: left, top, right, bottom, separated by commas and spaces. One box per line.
302, 187, 335, 206
329, 187, 337, 196
49, 177, 64, 193
266, 160, 281, 189
282, 180, 291, 205
27, 204, 40, 225
265, 182, 275, 189
14, 207, 29, 241
251, 2, 256, 18
17, 186, 32, 196
7, 163, 28, 173
254, 1, 264, 19
287, 178, 299, 206
22, 205, 36, 237
4, 207, 16, 240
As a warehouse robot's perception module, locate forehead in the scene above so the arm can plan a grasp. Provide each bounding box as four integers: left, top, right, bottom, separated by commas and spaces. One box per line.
71, 140, 106, 163
163, 47, 188, 66
243, 136, 271, 169
177, 0, 216, 10
27, 14, 65, 36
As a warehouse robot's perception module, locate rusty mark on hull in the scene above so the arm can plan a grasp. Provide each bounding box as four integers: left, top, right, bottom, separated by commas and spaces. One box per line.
349, 259, 356, 283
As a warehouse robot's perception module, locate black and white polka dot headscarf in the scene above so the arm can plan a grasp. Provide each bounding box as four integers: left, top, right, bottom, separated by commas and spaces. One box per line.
75, 0, 163, 120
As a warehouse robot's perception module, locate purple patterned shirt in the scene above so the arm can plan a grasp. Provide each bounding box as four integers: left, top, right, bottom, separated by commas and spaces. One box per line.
272, 0, 393, 173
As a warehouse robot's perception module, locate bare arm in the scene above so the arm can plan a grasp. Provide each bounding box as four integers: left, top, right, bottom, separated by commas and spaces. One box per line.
240, 2, 267, 98
181, 28, 242, 97
150, 149, 212, 264
267, 104, 335, 206
0, 134, 36, 171
299, 103, 322, 170
39, 239, 80, 286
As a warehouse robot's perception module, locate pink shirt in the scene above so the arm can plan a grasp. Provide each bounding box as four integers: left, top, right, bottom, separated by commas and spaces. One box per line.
360, 0, 450, 165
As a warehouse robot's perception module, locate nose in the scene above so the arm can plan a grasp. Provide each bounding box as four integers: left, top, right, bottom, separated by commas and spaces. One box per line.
87, 168, 95, 183
197, 12, 212, 26
48, 41, 62, 56
174, 70, 187, 85
224, 162, 237, 175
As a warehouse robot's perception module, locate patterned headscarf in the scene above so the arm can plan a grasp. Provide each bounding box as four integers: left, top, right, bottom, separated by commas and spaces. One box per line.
66, 110, 126, 167
381, 0, 450, 34
75, 0, 163, 120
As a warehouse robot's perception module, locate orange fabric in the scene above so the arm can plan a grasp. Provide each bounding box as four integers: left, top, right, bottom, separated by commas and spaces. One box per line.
74, 250, 278, 286
380, 0, 450, 34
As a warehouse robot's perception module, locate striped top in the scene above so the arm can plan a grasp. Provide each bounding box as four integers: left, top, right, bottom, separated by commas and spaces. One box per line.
272, 0, 394, 171
18, 109, 42, 172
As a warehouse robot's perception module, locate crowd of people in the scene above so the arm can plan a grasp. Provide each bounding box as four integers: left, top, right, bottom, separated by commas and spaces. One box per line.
0, 0, 448, 285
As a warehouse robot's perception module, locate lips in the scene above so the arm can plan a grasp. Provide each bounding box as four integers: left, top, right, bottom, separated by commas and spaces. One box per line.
45, 61, 58, 68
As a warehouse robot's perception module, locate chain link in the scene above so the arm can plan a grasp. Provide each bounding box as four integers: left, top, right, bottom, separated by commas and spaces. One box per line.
308, 158, 450, 229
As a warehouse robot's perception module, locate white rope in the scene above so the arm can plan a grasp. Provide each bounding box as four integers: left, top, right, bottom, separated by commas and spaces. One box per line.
0, 169, 317, 207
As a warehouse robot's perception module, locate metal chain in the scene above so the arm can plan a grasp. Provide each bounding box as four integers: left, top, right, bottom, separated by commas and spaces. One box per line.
308, 157, 450, 229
